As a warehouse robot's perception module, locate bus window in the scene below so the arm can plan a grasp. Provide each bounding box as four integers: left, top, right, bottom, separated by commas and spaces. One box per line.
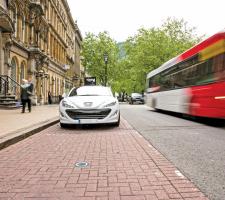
213, 53, 225, 81
173, 70, 184, 88
213, 53, 224, 72
148, 78, 152, 88
206, 59, 213, 74
147, 76, 161, 93
195, 60, 214, 85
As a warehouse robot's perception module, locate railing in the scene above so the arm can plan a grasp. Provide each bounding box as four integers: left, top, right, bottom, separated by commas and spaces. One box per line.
0, 75, 21, 97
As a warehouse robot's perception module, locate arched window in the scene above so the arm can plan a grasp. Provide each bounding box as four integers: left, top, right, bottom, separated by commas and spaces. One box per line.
11, 58, 17, 94
20, 62, 25, 83
11, 58, 17, 81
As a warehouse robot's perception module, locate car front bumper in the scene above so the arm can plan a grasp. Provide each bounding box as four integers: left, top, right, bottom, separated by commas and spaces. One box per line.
132, 98, 144, 103
59, 108, 120, 124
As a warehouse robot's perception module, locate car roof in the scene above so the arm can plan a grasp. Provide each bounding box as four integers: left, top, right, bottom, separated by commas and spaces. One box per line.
131, 93, 141, 95
72, 85, 110, 89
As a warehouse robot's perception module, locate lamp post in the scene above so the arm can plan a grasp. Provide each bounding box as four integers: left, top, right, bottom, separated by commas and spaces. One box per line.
103, 53, 108, 86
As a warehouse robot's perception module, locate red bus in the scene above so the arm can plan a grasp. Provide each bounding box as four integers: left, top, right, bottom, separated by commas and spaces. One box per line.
145, 30, 225, 119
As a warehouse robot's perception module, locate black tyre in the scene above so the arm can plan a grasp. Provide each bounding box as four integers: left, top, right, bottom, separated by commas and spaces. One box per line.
60, 122, 68, 128
112, 114, 120, 127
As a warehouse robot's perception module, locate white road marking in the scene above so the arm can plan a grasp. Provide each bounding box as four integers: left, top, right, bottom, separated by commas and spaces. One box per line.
175, 170, 184, 178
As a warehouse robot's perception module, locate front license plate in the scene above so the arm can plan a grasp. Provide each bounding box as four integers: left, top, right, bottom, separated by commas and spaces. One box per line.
79, 119, 98, 124
74, 119, 81, 124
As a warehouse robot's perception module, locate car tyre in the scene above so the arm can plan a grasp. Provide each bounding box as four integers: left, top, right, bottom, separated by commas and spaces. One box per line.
112, 114, 120, 127
60, 122, 68, 128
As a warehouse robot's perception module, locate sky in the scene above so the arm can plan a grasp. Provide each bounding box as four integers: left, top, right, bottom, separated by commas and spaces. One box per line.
67, 0, 225, 42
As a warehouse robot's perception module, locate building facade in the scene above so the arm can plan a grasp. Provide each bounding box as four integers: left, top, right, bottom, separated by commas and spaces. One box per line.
0, 0, 82, 104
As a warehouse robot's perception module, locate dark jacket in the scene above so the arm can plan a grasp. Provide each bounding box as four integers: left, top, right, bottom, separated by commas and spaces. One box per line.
20, 84, 30, 100
28, 82, 34, 94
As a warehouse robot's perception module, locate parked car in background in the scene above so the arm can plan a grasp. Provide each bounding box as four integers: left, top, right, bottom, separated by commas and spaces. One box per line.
59, 86, 120, 127
128, 93, 144, 104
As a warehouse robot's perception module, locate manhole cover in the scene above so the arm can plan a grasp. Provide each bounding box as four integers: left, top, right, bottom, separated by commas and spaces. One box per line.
75, 161, 89, 168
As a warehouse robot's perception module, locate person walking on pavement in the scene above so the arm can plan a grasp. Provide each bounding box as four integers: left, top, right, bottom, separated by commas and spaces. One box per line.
48, 91, 52, 104
27, 77, 34, 111
20, 79, 31, 113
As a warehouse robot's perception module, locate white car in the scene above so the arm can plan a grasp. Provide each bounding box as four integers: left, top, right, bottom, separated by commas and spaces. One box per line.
59, 86, 120, 128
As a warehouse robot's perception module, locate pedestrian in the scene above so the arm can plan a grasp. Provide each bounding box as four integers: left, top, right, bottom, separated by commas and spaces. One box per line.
20, 79, 31, 113
48, 91, 52, 104
27, 77, 34, 111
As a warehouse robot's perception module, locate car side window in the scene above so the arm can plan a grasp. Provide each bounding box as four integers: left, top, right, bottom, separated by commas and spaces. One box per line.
69, 88, 77, 97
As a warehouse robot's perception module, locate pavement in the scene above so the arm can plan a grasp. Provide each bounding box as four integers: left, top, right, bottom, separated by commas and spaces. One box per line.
0, 105, 59, 150
0, 105, 209, 199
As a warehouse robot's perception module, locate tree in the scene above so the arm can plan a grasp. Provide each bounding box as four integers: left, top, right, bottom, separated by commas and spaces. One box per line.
81, 18, 203, 95
118, 17, 202, 93
81, 31, 119, 86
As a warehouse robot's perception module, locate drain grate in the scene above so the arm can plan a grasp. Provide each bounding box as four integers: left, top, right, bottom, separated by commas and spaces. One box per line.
75, 161, 89, 168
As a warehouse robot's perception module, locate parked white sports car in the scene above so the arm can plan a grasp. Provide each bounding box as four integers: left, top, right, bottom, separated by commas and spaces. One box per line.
59, 86, 120, 127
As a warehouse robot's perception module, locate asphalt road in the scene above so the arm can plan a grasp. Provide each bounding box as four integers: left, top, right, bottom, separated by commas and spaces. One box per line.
120, 103, 225, 200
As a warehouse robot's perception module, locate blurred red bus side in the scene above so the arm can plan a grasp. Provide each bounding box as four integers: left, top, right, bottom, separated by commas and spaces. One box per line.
146, 31, 225, 119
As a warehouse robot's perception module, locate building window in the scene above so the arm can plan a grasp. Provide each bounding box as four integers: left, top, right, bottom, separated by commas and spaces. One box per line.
11, 58, 17, 94
20, 62, 25, 83
11, 8, 17, 37
22, 15, 25, 42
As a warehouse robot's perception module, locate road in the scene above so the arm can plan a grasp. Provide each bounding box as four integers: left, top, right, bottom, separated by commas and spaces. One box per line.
120, 103, 225, 200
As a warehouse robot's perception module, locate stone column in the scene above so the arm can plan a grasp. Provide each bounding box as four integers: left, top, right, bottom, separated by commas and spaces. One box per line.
0, 28, 4, 75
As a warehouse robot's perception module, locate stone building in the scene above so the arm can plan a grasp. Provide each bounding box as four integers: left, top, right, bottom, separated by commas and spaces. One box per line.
0, 0, 82, 105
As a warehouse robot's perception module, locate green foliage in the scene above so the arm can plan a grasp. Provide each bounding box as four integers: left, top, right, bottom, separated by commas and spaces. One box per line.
81, 31, 119, 86
82, 18, 203, 94
116, 17, 202, 93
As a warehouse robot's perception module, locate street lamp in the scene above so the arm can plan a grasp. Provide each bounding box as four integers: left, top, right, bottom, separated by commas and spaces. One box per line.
103, 53, 108, 86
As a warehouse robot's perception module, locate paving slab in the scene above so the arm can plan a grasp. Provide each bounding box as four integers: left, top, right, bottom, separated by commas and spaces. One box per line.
0, 118, 209, 200
0, 105, 59, 149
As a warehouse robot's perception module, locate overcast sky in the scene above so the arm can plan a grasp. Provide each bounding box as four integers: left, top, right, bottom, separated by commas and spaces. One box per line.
67, 0, 225, 42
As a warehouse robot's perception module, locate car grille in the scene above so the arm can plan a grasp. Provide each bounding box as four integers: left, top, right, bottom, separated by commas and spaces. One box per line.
133, 97, 143, 101
66, 109, 111, 119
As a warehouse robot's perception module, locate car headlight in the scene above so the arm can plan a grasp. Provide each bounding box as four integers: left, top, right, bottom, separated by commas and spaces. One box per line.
61, 100, 74, 108
104, 101, 117, 107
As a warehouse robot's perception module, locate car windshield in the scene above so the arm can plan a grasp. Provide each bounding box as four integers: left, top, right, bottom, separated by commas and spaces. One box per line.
69, 86, 113, 97
132, 93, 142, 97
